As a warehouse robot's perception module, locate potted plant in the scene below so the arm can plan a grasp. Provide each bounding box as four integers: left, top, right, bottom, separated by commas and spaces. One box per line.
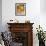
36, 25, 45, 46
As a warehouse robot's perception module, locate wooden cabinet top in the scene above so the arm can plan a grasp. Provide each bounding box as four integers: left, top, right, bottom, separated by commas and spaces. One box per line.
7, 23, 34, 25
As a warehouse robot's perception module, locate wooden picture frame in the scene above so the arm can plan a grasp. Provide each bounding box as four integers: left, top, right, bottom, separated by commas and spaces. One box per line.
15, 3, 26, 16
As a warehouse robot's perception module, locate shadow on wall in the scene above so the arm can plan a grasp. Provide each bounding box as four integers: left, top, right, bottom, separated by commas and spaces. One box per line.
0, 0, 2, 32
40, 0, 46, 13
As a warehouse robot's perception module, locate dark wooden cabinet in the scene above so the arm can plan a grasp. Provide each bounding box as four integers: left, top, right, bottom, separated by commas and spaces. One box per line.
7, 23, 34, 46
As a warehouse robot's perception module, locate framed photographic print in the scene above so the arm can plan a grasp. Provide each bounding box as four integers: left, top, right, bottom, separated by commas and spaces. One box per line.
15, 3, 26, 16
